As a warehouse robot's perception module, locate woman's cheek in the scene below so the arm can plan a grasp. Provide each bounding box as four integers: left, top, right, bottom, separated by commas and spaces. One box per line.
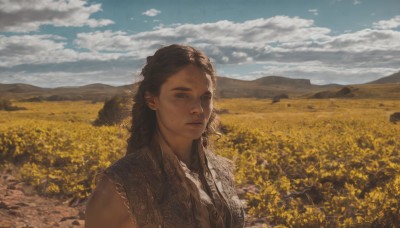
206, 101, 213, 113
166, 97, 186, 109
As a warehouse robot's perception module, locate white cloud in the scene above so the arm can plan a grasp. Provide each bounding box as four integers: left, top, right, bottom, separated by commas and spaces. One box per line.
73, 16, 400, 66
0, 34, 74, 67
322, 29, 400, 51
75, 16, 331, 52
86, 19, 114, 28
0, 0, 114, 32
242, 62, 397, 84
308, 9, 319, 16
231, 51, 253, 63
0, 34, 132, 67
75, 30, 133, 52
353, 0, 361, 5
0, 70, 136, 88
5, 16, 400, 69
373, 16, 400, 30
2, 15, 400, 85
142, 9, 161, 17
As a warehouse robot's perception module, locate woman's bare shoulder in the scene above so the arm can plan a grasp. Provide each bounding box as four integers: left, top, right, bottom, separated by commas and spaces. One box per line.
84, 175, 137, 228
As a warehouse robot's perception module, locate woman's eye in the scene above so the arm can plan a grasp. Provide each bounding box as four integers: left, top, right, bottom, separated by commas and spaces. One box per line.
175, 93, 189, 98
202, 95, 212, 101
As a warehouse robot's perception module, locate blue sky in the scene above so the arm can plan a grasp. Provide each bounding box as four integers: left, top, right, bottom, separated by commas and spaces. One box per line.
1, 0, 399, 87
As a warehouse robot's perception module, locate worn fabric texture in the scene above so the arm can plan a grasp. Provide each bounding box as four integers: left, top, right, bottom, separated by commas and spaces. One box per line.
98, 137, 245, 228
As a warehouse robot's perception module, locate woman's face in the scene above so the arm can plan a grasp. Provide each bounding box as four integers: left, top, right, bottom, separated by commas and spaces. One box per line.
148, 64, 214, 142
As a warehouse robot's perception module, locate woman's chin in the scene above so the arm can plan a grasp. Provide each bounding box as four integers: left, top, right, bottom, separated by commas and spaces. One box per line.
184, 130, 206, 140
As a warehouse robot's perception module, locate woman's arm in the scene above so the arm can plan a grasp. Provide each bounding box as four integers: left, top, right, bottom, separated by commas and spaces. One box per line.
84, 175, 137, 228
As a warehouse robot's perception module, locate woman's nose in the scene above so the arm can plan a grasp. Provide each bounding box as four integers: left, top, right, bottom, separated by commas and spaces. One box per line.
190, 99, 204, 114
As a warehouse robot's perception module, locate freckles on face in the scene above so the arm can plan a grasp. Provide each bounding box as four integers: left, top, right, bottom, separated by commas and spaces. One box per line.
154, 65, 214, 140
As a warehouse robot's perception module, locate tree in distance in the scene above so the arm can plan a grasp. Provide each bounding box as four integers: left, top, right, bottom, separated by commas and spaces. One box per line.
0, 99, 26, 111
93, 95, 132, 126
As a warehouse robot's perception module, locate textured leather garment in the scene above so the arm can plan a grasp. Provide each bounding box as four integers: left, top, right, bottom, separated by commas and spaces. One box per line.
98, 136, 245, 228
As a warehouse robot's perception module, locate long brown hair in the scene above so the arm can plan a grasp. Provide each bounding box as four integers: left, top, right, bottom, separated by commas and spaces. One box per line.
126, 44, 218, 155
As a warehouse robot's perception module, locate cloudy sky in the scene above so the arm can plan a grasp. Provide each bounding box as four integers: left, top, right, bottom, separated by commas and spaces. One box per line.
1, 0, 399, 87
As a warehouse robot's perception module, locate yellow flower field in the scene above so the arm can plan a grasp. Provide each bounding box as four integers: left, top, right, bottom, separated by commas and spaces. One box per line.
1, 99, 399, 226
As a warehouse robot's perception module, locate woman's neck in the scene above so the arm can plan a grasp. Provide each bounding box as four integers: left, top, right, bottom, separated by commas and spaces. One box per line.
156, 129, 194, 166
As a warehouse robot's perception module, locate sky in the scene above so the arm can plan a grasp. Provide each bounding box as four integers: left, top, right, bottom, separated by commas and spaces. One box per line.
0, 0, 400, 88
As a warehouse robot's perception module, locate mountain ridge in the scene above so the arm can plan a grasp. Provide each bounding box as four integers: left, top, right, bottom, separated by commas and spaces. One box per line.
366, 71, 400, 84
1, 73, 399, 100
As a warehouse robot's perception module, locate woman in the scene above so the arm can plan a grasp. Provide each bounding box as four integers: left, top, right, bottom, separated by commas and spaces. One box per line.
85, 44, 245, 228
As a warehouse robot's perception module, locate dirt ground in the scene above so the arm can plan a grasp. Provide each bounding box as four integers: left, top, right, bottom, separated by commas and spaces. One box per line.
0, 167, 267, 228
0, 167, 85, 228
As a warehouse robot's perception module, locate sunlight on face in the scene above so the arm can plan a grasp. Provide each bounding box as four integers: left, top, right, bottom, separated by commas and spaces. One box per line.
153, 64, 214, 142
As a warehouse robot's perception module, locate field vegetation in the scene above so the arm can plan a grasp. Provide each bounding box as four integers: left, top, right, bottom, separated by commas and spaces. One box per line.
1, 98, 400, 226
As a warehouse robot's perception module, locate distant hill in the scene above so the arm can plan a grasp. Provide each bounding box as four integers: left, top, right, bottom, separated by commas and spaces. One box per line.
216, 76, 336, 98
1, 72, 400, 101
367, 71, 400, 84
0, 83, 135, 102
310, 71, 400, 99
253, 76, 311, 88
0, 83, 49, 93
78, 83, 117, 90
1, 76, 330, 100
310, 84, 400, 99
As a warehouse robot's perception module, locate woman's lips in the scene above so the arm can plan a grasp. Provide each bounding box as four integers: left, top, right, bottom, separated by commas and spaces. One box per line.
186, 122, 204, 125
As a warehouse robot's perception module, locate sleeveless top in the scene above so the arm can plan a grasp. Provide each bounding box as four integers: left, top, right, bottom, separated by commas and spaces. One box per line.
98, 138, 245, 228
